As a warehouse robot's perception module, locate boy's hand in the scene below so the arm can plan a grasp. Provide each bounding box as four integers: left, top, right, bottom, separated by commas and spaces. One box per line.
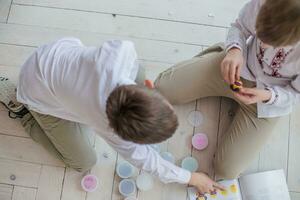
189, 172, 225, 195
221, 48, 244, 84
233, 88, 272, 105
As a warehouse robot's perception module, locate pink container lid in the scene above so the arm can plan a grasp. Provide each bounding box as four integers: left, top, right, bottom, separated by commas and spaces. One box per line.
81, 174, 99, 192
192, 133, 208, 150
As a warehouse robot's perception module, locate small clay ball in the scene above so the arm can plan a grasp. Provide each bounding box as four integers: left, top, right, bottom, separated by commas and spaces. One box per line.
230, 80, 243, 92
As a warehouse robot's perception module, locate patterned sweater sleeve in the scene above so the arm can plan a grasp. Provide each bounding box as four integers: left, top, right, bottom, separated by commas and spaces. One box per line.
265, 75, 300, 108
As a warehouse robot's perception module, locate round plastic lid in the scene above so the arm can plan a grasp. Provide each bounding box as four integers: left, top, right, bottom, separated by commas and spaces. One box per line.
81, 174, 99, 192
181, 157, 199, 172
136, 173, 154, 191
119, 179, 136, 197
117, 162, 134, 179
188, 111, 204, 127
192, 133, 209, 150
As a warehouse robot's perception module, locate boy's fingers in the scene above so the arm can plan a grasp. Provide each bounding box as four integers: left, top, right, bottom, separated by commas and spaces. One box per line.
213, 182, 226, 191
144, 79, 154, 89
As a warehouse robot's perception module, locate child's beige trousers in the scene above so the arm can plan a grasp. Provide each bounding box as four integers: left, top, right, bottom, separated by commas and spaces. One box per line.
154, 44, 281, 179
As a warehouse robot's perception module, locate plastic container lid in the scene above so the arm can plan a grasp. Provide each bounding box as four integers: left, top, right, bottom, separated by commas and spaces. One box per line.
188, 111, 204, 127
117, 162, 135, 179
192, 133, 208, 151
136, 173, 154, 191
81, 174, 99, 192
119, 179, 136, 197
181, 157, 199, 172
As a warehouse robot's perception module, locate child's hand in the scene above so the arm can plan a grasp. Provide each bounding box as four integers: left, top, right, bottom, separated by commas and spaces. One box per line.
233, 88, 272, 105
221, 48, 244, 84
189, 172, 225, 195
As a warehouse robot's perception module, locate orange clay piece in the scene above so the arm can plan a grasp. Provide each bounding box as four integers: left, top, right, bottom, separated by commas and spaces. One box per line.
144, 79, 155, 89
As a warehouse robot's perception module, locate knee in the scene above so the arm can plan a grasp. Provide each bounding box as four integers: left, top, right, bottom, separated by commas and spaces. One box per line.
71, 150, 98, 172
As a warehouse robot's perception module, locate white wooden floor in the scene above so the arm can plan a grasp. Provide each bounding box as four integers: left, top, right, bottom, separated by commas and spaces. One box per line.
0, 0, 300, 199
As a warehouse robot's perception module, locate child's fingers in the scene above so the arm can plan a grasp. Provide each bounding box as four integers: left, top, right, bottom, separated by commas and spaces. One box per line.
236, 65, 241, 80
213, 182, 226, 191
233, 92, 251, 104
222, 65, 228, 83
144, 79, 154, 89
221, 61, 230, 83
229, 63, 236, 84
239, 87, 256, 95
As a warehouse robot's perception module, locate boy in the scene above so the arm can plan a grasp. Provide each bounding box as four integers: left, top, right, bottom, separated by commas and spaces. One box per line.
0, 38, 222, 194
155, 0, 300, 180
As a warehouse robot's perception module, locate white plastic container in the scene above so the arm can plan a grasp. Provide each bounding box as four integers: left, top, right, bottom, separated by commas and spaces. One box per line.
136, 173, 154, 191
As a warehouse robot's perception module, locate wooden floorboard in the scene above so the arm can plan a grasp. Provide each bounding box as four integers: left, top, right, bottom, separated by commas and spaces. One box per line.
288, 106, 300, 192
0, 23, 203, 64
36, 165, 65, 200
12, 186, 37, 200
0, 158, 41, 188
291, 192, 300, 200
13, 0, 248, 27
0, 184, 13, 200
0, 0, 11, 23
0, 0, 298, 199
8, 4, 227, 46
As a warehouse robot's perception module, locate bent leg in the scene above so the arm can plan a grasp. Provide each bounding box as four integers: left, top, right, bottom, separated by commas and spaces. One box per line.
214, 104, 281, 179
27, 111, 97, 172
154, 44, 232, 104
21, 112, 62, 159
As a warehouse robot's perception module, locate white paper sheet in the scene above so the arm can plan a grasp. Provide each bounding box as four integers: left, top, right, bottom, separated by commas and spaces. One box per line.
239, 169, 290, 200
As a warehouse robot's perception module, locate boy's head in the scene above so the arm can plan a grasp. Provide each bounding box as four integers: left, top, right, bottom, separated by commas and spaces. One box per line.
256, 0, 300, 47
106, 85, 178, 144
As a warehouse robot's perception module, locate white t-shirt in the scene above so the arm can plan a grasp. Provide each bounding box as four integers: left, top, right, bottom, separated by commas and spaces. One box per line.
17, 38, 191, 184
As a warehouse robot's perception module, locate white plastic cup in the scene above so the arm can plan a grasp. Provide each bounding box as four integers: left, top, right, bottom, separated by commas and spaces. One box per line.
117, 162, 135, 179
160, 152, 175, 164
181, 157, 199, 172
136, 173, 154, 191
119, 179, 136, 197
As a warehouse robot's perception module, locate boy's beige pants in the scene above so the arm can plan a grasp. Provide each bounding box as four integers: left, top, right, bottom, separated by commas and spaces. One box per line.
154, 44, 281, 179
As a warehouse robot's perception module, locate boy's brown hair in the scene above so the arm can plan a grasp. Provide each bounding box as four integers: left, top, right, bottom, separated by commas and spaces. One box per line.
106, 85, 178, 144
256, 0, 300, 47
